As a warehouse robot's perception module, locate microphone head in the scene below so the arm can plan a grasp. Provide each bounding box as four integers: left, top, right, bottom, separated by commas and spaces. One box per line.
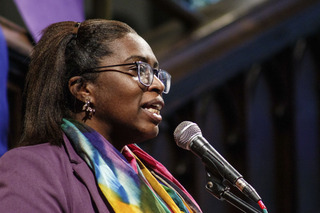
174, 121, 202, 150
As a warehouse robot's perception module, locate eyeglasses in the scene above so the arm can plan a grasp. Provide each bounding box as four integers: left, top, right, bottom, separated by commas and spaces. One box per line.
82, 61, 171, 94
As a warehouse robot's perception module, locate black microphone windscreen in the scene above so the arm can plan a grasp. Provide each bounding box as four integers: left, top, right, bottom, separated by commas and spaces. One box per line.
173, 121, 202, 150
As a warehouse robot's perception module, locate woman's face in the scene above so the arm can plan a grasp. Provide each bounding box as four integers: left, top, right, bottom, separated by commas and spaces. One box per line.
87, 33, 165, 149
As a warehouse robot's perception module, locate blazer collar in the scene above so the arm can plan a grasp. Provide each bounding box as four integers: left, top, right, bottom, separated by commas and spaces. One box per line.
62, 133, 113, 213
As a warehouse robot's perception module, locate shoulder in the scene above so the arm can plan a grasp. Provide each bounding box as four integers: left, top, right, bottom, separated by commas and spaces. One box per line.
0, 143, 68, 169
0, 143, 73, 212
0, 143, 72, 185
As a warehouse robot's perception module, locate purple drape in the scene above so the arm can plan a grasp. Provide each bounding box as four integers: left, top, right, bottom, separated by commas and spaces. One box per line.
14, 0, 85, 42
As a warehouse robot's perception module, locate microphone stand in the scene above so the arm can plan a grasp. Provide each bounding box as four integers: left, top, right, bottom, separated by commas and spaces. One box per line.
205, 169, 262, 213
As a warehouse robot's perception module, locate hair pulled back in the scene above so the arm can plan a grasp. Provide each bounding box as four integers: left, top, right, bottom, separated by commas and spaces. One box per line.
20, 19, 136, 146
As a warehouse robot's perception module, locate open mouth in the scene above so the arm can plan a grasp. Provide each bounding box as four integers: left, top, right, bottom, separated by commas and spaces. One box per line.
141, 97, 164, 122
144, 103, 162, 115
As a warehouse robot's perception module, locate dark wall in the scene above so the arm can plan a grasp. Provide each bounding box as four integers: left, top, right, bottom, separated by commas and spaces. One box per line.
146, 21, 320, 213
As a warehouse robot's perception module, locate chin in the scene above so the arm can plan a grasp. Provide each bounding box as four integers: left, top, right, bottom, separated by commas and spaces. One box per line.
135, 126, 159, 143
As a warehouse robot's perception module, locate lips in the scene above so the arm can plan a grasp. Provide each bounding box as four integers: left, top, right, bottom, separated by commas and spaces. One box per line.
144, 104, 162, 115
142, 98, 164, 122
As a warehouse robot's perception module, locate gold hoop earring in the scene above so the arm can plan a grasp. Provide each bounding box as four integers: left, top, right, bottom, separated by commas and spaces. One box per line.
82, 98, 95, 120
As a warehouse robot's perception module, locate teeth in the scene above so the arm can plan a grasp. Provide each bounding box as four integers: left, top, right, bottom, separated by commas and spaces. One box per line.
146, 108, 160, 115
152, 104, 161, 110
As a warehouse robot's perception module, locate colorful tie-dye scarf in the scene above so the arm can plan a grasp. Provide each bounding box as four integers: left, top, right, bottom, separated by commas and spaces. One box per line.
61, 118, 202, 213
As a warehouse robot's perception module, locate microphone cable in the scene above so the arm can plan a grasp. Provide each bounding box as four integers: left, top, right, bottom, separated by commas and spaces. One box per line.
258, 200, 268, 213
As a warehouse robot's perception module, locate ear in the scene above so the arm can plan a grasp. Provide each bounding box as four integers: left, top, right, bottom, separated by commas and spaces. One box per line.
68, 76, 93, 102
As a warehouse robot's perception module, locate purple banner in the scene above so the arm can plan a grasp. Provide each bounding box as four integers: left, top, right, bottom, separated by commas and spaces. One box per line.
14, 0, 85, 42
0, 26, 8, 156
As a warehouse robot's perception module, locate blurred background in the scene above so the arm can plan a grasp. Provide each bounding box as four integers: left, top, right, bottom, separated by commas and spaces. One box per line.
1, 0, 320, 212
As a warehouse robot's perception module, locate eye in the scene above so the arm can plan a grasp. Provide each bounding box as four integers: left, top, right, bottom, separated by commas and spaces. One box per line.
125, 66, 138, 76
129, 66, 138, 71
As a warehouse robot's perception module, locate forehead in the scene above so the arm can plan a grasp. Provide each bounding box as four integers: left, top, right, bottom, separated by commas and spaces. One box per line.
104, 33, 158, 66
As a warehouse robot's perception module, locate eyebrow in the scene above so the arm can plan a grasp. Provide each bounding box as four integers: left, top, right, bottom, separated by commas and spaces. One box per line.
124, 55, 159, 68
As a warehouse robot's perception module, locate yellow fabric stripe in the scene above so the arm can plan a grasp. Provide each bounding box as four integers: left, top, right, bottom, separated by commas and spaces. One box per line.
151, 171, 193, 213
134, 157, 184, 213
99, 184, 143, 213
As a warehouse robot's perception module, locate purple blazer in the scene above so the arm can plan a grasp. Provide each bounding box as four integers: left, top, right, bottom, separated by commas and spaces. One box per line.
0, 134, 112, 213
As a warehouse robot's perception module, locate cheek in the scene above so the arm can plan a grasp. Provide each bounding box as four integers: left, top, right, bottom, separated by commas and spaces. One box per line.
93, 76, 143, 118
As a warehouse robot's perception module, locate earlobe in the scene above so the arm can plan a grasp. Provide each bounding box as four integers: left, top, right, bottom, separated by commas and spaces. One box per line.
68, 76, 91, 101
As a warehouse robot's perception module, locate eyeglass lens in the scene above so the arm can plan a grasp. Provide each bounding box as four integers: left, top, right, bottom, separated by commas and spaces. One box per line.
158, 71, 171, 94
138, 62, 171, 94
138, 63, 153, 86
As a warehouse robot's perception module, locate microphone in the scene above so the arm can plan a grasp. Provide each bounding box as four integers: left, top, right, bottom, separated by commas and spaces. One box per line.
173, 121, 261, 203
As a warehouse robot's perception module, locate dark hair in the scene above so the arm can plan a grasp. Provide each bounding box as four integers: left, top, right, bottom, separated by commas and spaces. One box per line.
20, 19, 137, 146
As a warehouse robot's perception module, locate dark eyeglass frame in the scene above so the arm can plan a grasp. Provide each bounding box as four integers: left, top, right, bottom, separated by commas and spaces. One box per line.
81, 61, 171, 94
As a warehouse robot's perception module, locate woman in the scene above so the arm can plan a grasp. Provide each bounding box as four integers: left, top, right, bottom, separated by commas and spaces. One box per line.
0, 19, 202, 212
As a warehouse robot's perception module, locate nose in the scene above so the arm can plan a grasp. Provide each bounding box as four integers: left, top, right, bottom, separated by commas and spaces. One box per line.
148, 75, 165, 94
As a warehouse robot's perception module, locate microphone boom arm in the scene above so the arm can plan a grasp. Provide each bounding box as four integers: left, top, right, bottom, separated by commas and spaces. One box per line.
205, 169, 262, 213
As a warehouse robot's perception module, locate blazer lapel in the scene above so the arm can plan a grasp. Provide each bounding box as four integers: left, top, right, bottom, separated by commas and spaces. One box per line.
63, 134, 114, 213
